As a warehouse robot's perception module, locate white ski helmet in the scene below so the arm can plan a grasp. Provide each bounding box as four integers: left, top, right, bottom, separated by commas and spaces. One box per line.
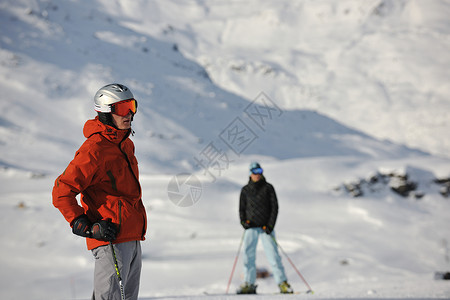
94, 83, 134, 113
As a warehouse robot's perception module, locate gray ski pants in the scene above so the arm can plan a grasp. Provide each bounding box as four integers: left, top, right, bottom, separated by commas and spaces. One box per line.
91, 241, 142, 300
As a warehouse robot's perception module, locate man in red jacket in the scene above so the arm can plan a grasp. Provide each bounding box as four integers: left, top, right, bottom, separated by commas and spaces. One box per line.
53, 83, 147, 300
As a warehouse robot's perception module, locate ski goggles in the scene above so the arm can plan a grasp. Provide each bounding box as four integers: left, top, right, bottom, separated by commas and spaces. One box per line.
111, 99, 138, 116
250, 167, 263, 175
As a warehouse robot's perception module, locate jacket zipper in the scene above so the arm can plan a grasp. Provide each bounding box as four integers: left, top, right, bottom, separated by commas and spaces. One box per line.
118, 132, 141, 194
118, 200, 122, 233
118, 132, 146, 239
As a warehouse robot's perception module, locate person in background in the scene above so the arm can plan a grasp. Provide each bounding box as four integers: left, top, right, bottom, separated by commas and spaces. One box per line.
237, 162, 293, 294
52, 83, 147, 300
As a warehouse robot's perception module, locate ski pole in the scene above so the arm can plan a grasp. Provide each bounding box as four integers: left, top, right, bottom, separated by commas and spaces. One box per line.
271, 235, 314, 294
226, 231, 245, 294
109, 242, 126, 300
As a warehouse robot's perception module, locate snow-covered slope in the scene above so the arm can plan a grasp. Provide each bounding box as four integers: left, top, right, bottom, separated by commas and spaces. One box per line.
1, 0, 438, 175
124, 0, 450, 158
0, 0, 450, 299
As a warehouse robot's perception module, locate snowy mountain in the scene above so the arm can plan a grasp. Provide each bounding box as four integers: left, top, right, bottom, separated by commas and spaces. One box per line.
122, 0, 450, 158
0, 0, 450, 299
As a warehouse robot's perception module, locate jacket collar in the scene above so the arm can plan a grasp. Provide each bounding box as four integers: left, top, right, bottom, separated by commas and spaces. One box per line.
248, 175, 266, 186
83, 117, 130, 144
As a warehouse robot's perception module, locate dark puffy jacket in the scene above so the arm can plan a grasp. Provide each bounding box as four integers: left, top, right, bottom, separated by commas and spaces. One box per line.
239, 176, 278, 230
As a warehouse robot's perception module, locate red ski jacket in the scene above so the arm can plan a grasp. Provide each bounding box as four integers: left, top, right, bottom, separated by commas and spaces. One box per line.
52, 117, 147, 250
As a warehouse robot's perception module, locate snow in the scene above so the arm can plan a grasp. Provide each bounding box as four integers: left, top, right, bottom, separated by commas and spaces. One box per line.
1, 0, 450, 299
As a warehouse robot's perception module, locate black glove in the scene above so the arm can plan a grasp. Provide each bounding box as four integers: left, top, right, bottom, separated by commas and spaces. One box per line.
262, 225, 273, 235
91, 219, 117, 241
72, 214, 92, 238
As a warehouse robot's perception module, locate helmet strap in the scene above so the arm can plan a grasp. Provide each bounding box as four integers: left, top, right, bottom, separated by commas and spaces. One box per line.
97, 112, 117, 129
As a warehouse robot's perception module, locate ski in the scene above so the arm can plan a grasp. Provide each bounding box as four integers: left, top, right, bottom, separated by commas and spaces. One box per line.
204, 291, 309, 296
273, 291, 303, 295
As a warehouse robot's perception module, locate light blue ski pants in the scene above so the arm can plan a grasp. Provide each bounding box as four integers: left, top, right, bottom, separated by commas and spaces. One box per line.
243, 227, 287, 285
